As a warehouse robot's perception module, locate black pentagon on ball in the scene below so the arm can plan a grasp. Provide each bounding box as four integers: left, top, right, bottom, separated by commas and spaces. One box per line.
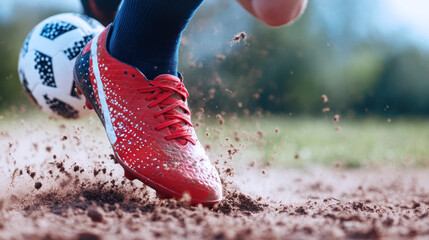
40, 21, 77, 40
43, 94, 79, 119
63, 34, 94, 60
34, 51, 56, 88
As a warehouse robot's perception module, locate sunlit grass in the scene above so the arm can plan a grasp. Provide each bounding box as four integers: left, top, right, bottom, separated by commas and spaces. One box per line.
197, 115, 429, 168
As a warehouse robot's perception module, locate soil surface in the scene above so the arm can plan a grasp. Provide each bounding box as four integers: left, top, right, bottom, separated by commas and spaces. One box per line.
1, 118, 429, 240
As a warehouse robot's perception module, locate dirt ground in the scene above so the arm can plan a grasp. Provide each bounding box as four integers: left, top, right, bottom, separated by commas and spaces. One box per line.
1, 118, 429, 240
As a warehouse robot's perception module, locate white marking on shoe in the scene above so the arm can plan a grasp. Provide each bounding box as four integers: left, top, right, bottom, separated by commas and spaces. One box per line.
91, 34, 117, 144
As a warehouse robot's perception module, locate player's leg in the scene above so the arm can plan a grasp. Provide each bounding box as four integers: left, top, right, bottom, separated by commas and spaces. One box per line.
73, 0, 222, 205
81, 0, 121, 26
237, 0, 308, 26
108, 0, 204, 80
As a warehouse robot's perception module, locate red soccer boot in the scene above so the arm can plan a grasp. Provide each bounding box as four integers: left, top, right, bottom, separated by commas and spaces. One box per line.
73, 26, 222, 205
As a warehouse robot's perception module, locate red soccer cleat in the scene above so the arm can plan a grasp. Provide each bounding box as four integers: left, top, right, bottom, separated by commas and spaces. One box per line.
73, 26, 222, 205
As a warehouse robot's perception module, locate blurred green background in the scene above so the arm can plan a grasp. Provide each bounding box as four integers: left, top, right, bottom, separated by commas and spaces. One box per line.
1, 0, 429, 168
2, 0, 429, 116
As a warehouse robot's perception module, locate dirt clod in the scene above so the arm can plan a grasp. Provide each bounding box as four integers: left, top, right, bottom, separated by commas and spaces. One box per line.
77, 233, 101, 240
34, 182, 42, 190
87, 208, 103, 222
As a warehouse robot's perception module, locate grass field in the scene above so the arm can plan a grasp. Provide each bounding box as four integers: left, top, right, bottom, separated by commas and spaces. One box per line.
2, 109, 427, 169
194, 115, 429, 168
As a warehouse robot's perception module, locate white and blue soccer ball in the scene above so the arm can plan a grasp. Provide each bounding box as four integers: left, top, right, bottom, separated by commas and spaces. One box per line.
18, 13, 104, 119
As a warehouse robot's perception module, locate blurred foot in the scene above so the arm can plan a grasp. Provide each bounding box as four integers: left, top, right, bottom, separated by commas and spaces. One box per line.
81, 0, 121, 26
236, 0, 308, 26
73, 26, 223, 205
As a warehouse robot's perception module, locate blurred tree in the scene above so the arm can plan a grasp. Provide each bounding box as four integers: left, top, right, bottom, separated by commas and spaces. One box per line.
1, 0, 429, 117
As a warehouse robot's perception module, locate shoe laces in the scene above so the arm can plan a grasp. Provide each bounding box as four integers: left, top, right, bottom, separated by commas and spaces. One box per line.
137, 75, 196, 145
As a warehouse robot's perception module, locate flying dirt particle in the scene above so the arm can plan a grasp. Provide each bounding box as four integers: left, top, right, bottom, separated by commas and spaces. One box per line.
1, 131, 10, 137
215, 54, 226, 60
238, 102, 243, 108
243, 109, 250, 116
321, 94, 329, 103
189, 62, 196, 68
387, 118, 391, 123
224, 168, 234, 177
93, 168, 101, 177
322, 107, 330, 113
216, 114, 224, 125
227, 149, 239, 159
262, 170, 266, 175
333, 114, 340, 122
74, 166, 80, 172
335, 126, 342, 131
77, 233, 101, 240
240, 32, 247, 39
61, 136, 67, 141
225, 88, 233, 94
274, 128, 279, 134
46, 146, 52, 152
249, 161, 256, 167
233, 32, 247, 42
53, 155, 57, 160
233, 131, 240, 142
88, 208, 103, 222
260, 50, 268, 56
253, 93, 260, 100
384, 105, 390, 111
30, 172, 36, 178
56, 162, 63, 169
204, 144, 211, 151
205, 132, 210, 137
195, 112, 204, 121
294, 153, 300, 159
412, 201, 420, 209
34, 182, 42, 190
109, 154, 119, 164
295, 206, 308, 215
209, 88, 216, 99
257, 131, 264, 138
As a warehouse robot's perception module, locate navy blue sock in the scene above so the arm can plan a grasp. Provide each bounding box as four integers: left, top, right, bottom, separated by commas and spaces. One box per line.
108, 0, 204, 80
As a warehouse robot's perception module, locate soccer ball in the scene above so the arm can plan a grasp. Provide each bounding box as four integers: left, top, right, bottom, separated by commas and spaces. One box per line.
18, 13, 104, 119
